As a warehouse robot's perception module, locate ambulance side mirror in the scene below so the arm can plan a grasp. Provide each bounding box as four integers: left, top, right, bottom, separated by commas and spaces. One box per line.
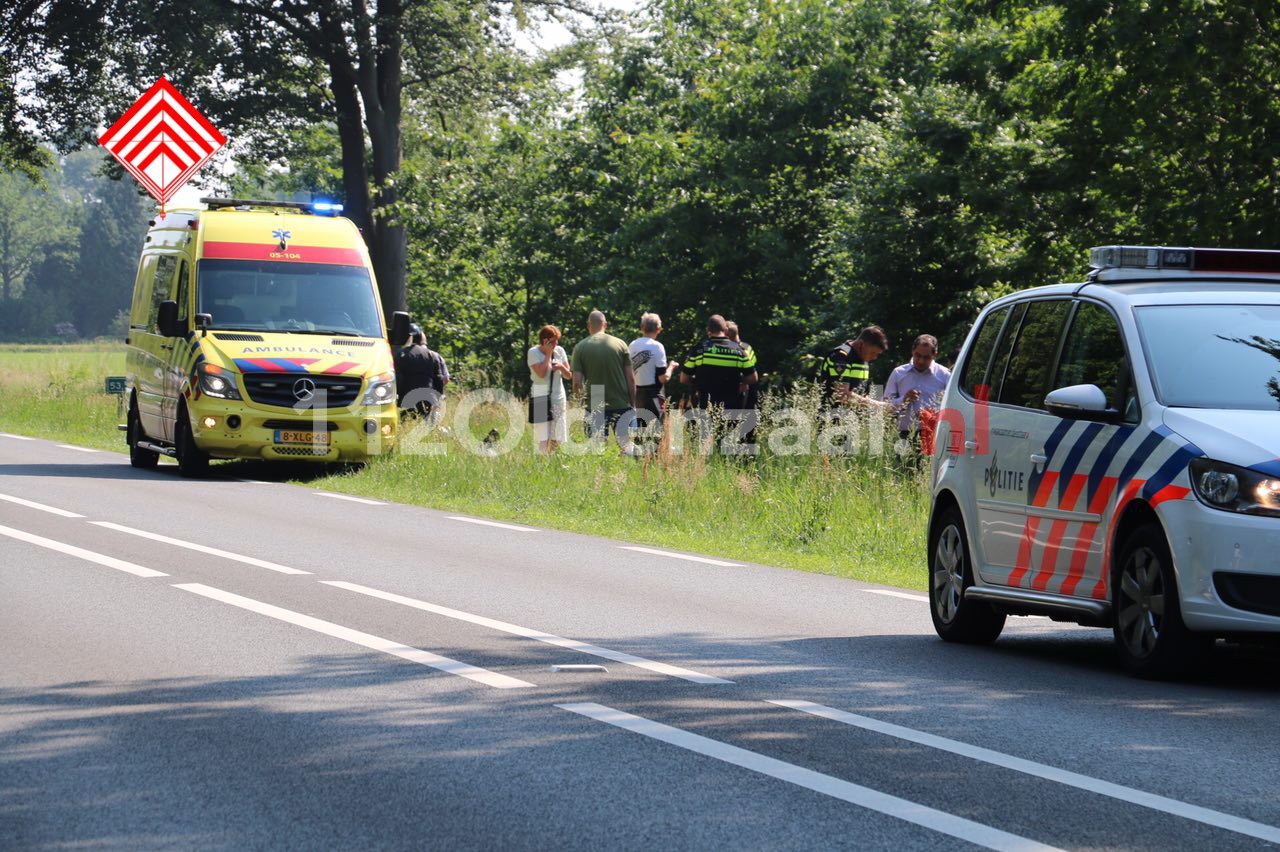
157, 300, 182, 338
388, 311, 411, 346
1044, 384, 1122, 424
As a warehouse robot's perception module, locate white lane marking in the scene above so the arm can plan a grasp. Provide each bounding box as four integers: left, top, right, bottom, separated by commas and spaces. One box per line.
446, 516, 539, 532
237, 479, 271, 485
619, 546, 741, 567
0, 432, 34, 440
58, 444, 100, 453
315, 492, 385, 506
0, 492, 85, 518
559, 703, 1060, 852
323, 580, 733, 684
174, 583, 534, 689
0, 523, 166, 578
770, 699, 1280, 845
90, 521, 311, 575
862, 589, 928, 602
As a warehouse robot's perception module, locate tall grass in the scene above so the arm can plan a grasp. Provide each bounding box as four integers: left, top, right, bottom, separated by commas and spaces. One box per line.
0, 344, 931, 589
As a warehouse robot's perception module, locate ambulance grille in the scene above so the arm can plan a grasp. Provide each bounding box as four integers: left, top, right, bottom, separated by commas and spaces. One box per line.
332, 338, 376, 347
242, 373, 362, 409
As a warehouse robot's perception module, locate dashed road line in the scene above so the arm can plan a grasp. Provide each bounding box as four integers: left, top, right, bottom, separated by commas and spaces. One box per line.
558, 702, 1061, 852
0, 492, 85, 518
57, 444, 100, 453
0, 523, 167, 578
0, 432, 34, 441
315, 492, 385, 506
619, 546, 741, 567
323, 580, 732, 684
446, 516, 539, 532
174, 582, 534, 689
861, 589, 928, 602
91, 521, 311, 575
770, 699, 1280, 845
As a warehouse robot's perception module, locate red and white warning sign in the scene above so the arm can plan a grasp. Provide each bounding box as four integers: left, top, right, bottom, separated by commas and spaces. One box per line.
99, 77, 226, 207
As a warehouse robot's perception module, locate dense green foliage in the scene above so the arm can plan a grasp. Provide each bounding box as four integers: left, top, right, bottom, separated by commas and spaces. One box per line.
5, 0, 1280, 386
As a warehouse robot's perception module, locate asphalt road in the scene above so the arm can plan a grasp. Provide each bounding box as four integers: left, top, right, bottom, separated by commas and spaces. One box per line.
2, 433, 1280, 851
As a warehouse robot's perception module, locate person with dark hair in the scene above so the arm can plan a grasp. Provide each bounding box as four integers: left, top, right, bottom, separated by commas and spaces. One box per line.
882, 334, 951, 441
679, 314, 758, 410
818, 325, 888, 410
394, 324, 450, 418
725, 320, 759, 443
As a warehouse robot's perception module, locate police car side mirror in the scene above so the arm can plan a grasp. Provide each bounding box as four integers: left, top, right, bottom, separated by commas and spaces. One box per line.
157, 300, 182, 338
388, 311, 411, 347
1044, 384, 1122, 423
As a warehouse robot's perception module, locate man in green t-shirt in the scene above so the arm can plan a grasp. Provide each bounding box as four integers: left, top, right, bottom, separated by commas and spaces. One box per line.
571, 310, 638, 451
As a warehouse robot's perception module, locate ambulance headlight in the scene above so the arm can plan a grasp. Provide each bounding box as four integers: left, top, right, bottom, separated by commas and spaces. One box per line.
1189, 458, 1280, 516
361, 373, 396, 406
197, 364, 241, 400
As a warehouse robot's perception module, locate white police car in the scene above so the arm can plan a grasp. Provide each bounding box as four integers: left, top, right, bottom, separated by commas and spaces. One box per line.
929, 246, 1280, 677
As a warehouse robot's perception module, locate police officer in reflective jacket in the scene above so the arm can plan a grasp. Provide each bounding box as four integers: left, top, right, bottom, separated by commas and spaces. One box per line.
818, 325, 888, 410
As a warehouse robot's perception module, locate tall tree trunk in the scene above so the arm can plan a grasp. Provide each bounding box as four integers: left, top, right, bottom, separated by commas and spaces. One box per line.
365, 0, 406, 319
330, 61, 371, 240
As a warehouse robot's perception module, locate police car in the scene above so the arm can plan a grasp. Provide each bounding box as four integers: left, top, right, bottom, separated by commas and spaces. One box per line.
929, 246, 1280, 677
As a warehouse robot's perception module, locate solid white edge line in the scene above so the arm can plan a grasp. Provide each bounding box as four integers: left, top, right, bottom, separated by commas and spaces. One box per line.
0, 492, 85, 518
173, 582, 533, 689
769, 700, 1280, 845
558, 702, 1061, 852
91, 521, 311, 575
0, 523, 166, 578
619, 545, 741, 567
322, 580, 733, 684
446, 516, 539, 532
0, 432, 35, 441
58, 444, 100, 453
315, 492, 385, 506
861, 589, 929, 602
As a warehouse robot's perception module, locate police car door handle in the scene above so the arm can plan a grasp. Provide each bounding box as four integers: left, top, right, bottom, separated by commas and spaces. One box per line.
1030, 452, 1048, 467
964, 440, 977, 454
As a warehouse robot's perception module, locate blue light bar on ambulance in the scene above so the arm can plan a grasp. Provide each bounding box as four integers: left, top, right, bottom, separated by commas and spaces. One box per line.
1090, 245, 1280, 274
311, 200, 344, 215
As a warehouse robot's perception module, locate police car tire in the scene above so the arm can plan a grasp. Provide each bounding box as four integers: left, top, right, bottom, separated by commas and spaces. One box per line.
174, 403, 209, 478
929, 505, 1005, 644
1112, 523, 1211, 679
127, 398, 159, 470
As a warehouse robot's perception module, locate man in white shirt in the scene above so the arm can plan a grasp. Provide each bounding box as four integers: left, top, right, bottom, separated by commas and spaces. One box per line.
629, 312, 677, 431
882, 334, 951, 438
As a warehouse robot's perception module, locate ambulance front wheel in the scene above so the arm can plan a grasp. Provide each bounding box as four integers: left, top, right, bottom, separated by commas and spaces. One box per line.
1112, 522, 1211, 679
175, 402, 209, 478
929, 504, 1005, 643
127, 396, 159, 470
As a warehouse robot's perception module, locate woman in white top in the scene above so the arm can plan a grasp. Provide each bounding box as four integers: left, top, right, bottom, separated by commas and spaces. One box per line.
527, 324, 572, 454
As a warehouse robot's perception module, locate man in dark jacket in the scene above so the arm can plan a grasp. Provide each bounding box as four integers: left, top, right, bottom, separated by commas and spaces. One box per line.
394, 324, 450, 417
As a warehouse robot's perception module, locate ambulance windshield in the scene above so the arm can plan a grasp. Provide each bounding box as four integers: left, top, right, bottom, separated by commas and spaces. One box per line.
1137, 304, 1280, 410
196, 259, 382, 337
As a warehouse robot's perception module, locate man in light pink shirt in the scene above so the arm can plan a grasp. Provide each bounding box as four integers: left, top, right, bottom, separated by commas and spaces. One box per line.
882, 334, 951, 437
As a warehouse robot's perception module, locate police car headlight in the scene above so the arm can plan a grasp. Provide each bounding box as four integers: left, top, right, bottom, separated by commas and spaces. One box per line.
1189, 458, 1280, 516
361, 373, 395, 406
197, 364, 241, 400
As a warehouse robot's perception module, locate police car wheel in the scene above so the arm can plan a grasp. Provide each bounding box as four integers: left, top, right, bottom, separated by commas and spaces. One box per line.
1112, 523, 1211, 679
929, 505, 1005, 644
174, 403, 209, 478
127, 398, 159, 469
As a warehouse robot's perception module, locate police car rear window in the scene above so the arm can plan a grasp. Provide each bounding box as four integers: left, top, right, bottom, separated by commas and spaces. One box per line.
1136, 304, 1280, 410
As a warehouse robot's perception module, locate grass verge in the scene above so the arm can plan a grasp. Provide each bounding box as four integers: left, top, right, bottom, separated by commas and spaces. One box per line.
0, 344, 930, 590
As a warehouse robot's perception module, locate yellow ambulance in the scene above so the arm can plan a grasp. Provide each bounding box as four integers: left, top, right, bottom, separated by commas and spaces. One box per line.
124, 198, 410, 476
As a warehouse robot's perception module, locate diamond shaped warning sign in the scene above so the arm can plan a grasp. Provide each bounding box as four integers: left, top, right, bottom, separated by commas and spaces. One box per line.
99, 77, 226, 206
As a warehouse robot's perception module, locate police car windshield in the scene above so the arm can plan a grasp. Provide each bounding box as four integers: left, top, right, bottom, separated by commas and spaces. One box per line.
196, 259, 381, 337
1136, 303, 1280, 410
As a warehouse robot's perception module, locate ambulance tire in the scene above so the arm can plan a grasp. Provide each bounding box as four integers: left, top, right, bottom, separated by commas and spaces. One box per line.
1112, 523, 1211, 679
128, 397, 159, 470
929, 504, 1005, 644
174, 402, 209, 478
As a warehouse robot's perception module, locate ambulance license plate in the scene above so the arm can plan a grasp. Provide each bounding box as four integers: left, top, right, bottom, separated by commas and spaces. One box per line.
275, 430, 330, 445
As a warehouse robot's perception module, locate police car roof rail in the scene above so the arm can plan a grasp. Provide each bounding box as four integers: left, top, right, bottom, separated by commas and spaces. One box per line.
1088, 245, 1280, 279
200, 197, 343, 215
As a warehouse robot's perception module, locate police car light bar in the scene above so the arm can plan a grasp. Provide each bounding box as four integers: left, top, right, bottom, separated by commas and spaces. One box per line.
1090, 245, 1280, 274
